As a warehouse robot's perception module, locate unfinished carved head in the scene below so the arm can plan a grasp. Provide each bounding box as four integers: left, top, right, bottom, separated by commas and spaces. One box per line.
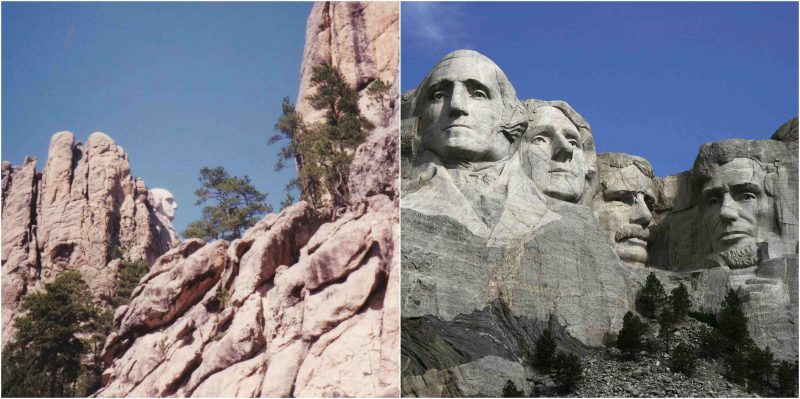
692, 140, 783, 266
149, 188, 178, 221
520, 100, 597, 203
412, 50, 527, 163
591, 153, 656, 267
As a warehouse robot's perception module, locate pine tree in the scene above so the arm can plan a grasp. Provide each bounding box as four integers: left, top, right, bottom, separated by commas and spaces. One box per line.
270, 98, 306, 205
658, 307, 677, 352
552, 351, 583, 394
670, 343, 697, 377
637, 272, 666, 318
746, 346, 774, 394
501, 380, 524, 397
299, 63, 374, 212
670, 283, 691, 320
182, 166, 272, 241
724, 350, 748, 384
617, 311, 645, 359
533, 327, 557, 372
776, 360, 798, 397
1, 271, 104, 397
718, 288, 750, 349
112, 259, 149, 307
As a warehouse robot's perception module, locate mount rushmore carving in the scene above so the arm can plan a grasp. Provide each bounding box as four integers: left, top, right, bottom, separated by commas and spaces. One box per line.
400, 50, 797, 397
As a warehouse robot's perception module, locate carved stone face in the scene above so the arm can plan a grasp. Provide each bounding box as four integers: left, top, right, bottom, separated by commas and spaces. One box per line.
418, 56, 510, 162
700, 158, 774, 254
150, 188, 178, 221
593, 164, 655, 266
521, 106, 587, 202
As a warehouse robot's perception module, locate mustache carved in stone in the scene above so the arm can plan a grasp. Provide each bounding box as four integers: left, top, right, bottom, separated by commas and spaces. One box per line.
615, 225, 650, 242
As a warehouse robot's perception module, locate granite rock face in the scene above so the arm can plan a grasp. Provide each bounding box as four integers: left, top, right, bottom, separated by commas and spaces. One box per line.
95, 2, 400, 396
1, 132, 179, 345
296, 1, 398, 128
401, 50, 798, 396
96, 195, 399, 398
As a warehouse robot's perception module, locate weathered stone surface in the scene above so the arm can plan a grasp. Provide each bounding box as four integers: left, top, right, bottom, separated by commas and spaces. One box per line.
296, 2, 398, 128
95, 3, 399, 394
1, 132, 177, 344
401, 48, 798, 395
96, 194, 399, 397
1, 156, 39, 345
592, 153, 657, 267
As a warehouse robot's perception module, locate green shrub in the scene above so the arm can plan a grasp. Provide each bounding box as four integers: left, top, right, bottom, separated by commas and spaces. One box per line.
776, 360, 798, 397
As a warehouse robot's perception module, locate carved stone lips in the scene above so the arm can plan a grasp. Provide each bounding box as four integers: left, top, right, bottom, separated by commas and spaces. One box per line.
549, 167, 578, 176
719, 231, 751, 241
445, 123, 473, 130
615, 225, 650, 243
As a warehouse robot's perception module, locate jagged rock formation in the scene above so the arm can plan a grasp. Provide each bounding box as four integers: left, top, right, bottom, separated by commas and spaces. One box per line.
1, 132, 179, 345
95, 2, 400, 396
400, 49, 798, 396
296, 2, 399, 127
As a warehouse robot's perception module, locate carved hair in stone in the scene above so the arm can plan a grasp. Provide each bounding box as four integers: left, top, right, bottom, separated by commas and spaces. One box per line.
591, 152, 656, 267
148, 188, 178, 221
692, 139, 786, 268
518, 99, 597, 204
410, 50, 528, 164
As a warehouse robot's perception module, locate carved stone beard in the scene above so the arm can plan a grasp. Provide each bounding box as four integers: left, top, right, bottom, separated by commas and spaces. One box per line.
719, 242, 760, 268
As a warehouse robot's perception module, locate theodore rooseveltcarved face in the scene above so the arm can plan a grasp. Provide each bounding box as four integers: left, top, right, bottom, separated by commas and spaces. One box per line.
592, 153, 656, 266
414, 50, 526, 163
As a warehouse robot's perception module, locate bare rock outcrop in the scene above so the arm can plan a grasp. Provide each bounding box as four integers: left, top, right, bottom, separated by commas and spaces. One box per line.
296, 2, 398, 128
95, 2, 399, 396
96, 195, 399, 397
1, 132, 179, 345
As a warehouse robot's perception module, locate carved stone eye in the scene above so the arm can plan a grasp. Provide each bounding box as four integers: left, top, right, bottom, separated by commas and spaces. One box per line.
431, 91, 445, 101
740, 192, 757, 202
532, 135, 548, 144
706, 196, 720, 206
472, 89, 488, 99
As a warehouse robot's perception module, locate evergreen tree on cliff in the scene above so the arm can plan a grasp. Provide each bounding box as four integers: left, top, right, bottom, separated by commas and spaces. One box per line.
270, 97, 306, 209
182, 166, 272, 241
718, 288, 750, 349
1, 271, 105, 397
670, 283, 692, 320
617, 311, 645, 358
637, 272, 666, 318
302, 63, 373, 211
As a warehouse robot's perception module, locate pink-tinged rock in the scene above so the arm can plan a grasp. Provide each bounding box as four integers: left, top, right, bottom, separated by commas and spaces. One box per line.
2, 131, 177, 343
119, 239, 227, 334
302, 255, 383, 339
1, 157, 39, 345
229, 202, 322, 305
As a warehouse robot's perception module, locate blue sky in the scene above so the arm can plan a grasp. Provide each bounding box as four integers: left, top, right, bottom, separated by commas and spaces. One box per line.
3, 2, 312, 235
402, 2, 799, 177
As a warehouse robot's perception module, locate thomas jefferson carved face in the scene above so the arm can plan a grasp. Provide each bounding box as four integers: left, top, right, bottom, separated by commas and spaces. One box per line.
700, 158, 774, 255
150, 188, 178, 221
417, 55, 510, 162
521, 106, 588, 202
592, 155, 656, 266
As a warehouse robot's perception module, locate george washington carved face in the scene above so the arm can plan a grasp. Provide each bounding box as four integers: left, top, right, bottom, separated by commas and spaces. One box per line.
413, 50, 527, 163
